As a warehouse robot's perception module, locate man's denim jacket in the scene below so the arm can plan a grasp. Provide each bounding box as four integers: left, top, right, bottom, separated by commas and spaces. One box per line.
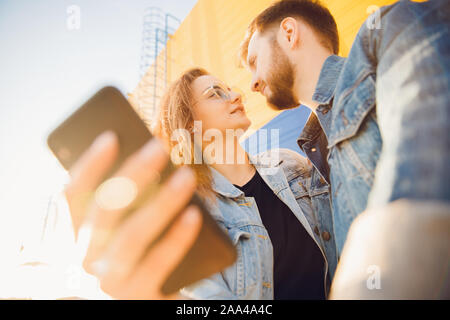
298, 0, 449, 255
181, 149, 338, 299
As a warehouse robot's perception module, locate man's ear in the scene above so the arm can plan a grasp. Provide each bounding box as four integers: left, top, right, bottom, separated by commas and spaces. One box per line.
279, 17, 299, 49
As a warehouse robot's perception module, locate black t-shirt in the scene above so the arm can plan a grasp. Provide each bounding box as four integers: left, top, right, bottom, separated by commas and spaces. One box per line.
234, 169, 326, 300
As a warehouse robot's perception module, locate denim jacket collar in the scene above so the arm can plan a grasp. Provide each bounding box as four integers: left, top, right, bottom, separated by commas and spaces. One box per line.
211, 167, 244, 198
298, 55, 346, 146
312, 55, 346, 105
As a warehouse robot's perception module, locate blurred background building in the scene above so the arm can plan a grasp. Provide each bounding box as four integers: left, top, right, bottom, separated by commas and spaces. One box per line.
137, 7, 181, 126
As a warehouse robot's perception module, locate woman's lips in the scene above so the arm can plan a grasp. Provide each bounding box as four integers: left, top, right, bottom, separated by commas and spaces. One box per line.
230, 105, 245, 114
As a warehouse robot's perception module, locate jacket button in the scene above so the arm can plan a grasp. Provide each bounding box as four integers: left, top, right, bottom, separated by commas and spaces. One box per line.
322, 108, 329, 115
322, 231, 331, 241
311, 147, 317, 152
314, 226, 320, 236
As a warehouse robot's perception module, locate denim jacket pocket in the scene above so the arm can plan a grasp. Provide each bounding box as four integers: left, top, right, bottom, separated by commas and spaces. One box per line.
223, 224, 268, 299
327, 70, 381, 188
228, 226, 252, 245
328, 70, 376, 148
289, 175, 310, 199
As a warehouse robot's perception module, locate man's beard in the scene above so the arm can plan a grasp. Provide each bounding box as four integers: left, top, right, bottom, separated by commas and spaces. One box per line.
265, 42, 299, 110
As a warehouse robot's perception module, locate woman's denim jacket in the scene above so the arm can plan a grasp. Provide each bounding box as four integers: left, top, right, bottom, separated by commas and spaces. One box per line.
181, 149, 337, 299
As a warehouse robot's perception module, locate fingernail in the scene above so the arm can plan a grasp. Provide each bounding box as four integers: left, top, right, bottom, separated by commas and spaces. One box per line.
169, 167, 195, 189
182, 206, 200, 225
138, 138, 165, 159
92, 131, 116, 150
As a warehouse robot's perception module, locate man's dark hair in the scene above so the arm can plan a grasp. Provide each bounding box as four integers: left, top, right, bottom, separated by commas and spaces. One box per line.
239, 0, 339, 66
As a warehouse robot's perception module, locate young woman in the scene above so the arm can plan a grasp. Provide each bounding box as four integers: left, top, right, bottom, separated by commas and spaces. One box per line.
155, 68, 332, 300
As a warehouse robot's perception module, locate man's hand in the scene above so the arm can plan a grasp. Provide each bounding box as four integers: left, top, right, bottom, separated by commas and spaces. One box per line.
64, 131, 202, 299
330, 199, 450, 299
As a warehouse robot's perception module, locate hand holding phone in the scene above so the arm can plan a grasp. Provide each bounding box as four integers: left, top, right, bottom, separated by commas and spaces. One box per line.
47, 87, 236, 298
66, 131, 202, 299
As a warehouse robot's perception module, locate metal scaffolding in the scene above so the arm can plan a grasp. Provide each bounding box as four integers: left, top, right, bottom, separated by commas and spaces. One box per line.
137, 7, 180, 127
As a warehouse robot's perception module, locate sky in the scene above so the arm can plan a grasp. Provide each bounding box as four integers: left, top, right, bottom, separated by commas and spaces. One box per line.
0, 0, 197, 267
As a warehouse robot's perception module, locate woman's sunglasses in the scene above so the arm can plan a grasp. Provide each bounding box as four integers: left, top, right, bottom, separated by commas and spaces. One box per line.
202, 83, 246, 103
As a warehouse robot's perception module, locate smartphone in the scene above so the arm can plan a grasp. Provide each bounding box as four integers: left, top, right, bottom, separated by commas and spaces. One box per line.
47, 86, 237, 295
